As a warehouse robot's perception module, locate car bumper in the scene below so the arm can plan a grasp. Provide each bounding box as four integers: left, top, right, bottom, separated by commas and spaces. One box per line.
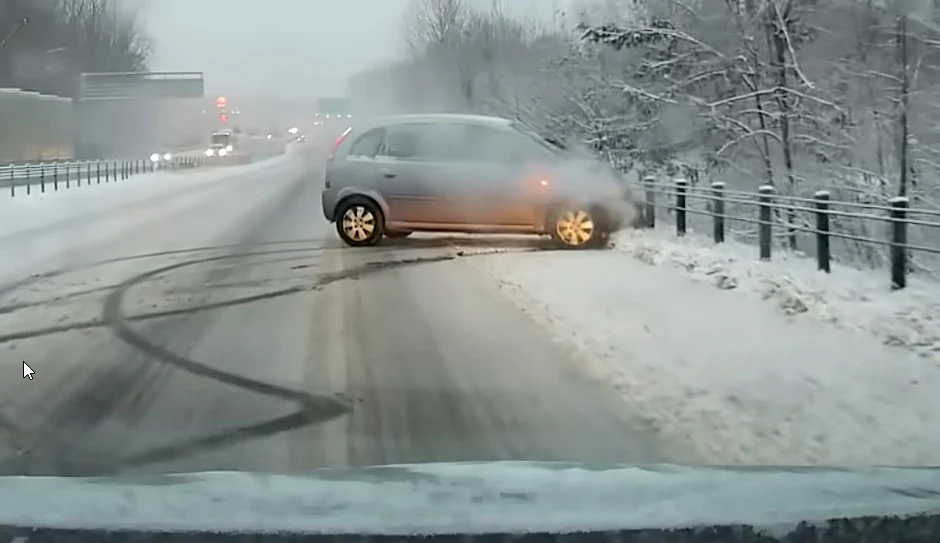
598, 196, 643, 232
321, 190, 336, 222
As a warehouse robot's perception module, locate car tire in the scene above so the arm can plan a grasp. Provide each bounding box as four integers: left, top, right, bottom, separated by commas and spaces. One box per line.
385, 231, 412, 239
549, 206, 606, 249
336, 197, 385, 247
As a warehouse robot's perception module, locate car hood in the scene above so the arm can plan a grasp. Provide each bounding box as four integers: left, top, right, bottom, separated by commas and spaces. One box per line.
1, 461, 939, 535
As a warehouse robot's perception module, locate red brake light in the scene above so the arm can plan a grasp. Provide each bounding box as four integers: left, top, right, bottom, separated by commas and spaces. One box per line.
330, 127, 352, 158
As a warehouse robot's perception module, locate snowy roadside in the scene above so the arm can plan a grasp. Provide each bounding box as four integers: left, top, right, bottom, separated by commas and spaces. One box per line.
0, 153, 302, 286
616, 227, 940, 359
0, 153, 294, 239
472, 229, 940, 466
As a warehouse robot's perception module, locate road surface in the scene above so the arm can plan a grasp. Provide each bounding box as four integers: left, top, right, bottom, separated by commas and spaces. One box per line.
0, 153, 685, 476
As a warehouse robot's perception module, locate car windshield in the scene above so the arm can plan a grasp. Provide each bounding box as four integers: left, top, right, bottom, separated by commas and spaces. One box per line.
3, 0, 939, 537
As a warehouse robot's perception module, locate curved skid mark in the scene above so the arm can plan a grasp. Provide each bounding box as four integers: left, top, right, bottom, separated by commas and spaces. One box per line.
103, 252, 339, 403
118, 410, 331, 470
0, 254, 319, 320
0, 286, 312, 344
92, 252, 461, 470
0, 245, 532, 473
0, 240, 324, 302
0, 251, 493, 345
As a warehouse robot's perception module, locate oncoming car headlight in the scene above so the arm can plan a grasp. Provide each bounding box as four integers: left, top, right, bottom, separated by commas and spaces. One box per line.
206, 148, 215, 156
218, 148, 228, 157
163, 153, 172, 161
225, 145, 233, 152
150, 153, 160, 162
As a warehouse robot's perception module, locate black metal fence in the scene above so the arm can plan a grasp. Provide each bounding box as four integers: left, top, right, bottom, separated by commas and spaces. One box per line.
635, 177, 940, 290
0, 155, 207, 198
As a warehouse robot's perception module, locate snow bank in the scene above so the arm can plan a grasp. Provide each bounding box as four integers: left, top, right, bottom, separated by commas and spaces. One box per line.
474, 229, 940, 466
617, 227, 940, 360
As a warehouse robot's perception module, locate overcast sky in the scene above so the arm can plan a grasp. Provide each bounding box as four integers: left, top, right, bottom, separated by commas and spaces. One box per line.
142, 0, 566, 101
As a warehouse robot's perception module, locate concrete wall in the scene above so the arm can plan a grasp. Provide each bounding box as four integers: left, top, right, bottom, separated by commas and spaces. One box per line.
73, 98, 209, 159
0, 87, 73, 163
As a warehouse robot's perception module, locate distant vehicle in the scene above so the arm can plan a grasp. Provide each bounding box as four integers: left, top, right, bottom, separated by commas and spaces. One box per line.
321, 113, 642, 248
206, 130, 234, 157
149, 149, 173, 163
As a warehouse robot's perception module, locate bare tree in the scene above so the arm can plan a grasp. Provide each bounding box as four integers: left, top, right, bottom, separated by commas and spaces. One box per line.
0, 0, 151, 97
403, 0, 468, 53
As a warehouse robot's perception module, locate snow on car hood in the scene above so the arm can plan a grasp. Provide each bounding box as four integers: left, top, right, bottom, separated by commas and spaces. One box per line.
0, 461, 939, 535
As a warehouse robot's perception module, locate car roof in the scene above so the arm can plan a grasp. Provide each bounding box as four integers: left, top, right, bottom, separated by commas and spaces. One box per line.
353, 113, 515, 131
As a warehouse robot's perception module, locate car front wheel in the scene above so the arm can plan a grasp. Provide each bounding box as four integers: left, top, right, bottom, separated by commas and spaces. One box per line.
336, 198, 385, 247
550, 207, 605, 249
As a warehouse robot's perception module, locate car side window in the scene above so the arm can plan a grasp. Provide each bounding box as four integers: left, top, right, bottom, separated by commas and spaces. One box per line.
377, 123, 468, 161
463, 125, 551, 164
347, 128, 385, 158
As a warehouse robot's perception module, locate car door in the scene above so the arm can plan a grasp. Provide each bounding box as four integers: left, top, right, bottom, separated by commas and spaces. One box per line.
372, 122, 466, 224
457, 125, 557, 226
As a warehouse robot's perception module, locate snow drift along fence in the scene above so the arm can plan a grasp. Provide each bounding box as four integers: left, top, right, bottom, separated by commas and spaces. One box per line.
635, 177, 940, 291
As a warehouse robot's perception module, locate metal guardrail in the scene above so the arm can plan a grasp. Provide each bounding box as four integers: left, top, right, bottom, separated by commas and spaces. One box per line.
0, 151, 208, 197
633, 177, 940, 290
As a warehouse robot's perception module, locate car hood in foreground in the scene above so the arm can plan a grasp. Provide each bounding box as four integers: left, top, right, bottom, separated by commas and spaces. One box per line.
0, 461, 939, 536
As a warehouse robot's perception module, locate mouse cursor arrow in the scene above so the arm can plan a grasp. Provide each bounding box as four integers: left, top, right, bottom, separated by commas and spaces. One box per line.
23, 362, 34, 380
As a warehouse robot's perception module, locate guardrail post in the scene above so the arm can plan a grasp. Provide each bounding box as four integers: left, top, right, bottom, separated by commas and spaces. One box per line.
711, 181, 725, 243
52, 162, 57, 190
9, 167, 13, 197
96, 161, 101, 184
814, 191, 831, 273
758, 185, 774, 261
40, 165, 46, 193
890, 196, 909, 290
676, 178, 688, 236
65, 163, 70, 189
643, 176, 656, 228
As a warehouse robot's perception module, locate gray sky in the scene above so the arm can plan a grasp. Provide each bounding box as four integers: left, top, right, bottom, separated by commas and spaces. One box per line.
142, 0, 563, 101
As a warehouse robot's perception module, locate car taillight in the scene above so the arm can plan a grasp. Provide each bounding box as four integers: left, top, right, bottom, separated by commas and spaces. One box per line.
330, 127, 352, 159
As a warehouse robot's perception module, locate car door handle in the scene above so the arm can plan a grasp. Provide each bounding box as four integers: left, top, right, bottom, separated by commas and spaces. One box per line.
381, 170, 397, 178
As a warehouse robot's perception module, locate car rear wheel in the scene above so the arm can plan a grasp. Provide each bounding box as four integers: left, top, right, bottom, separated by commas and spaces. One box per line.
336, 198, 385, 247
550, 207, 605, 249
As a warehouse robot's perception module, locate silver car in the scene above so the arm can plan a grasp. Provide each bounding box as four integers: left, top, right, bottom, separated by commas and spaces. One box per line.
321, 114, 640, 248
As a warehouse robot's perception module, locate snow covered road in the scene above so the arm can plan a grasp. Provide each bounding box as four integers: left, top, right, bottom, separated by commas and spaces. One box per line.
475, 228, 940, 466
3, 147, 932, 472
0, 152, 681, 476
